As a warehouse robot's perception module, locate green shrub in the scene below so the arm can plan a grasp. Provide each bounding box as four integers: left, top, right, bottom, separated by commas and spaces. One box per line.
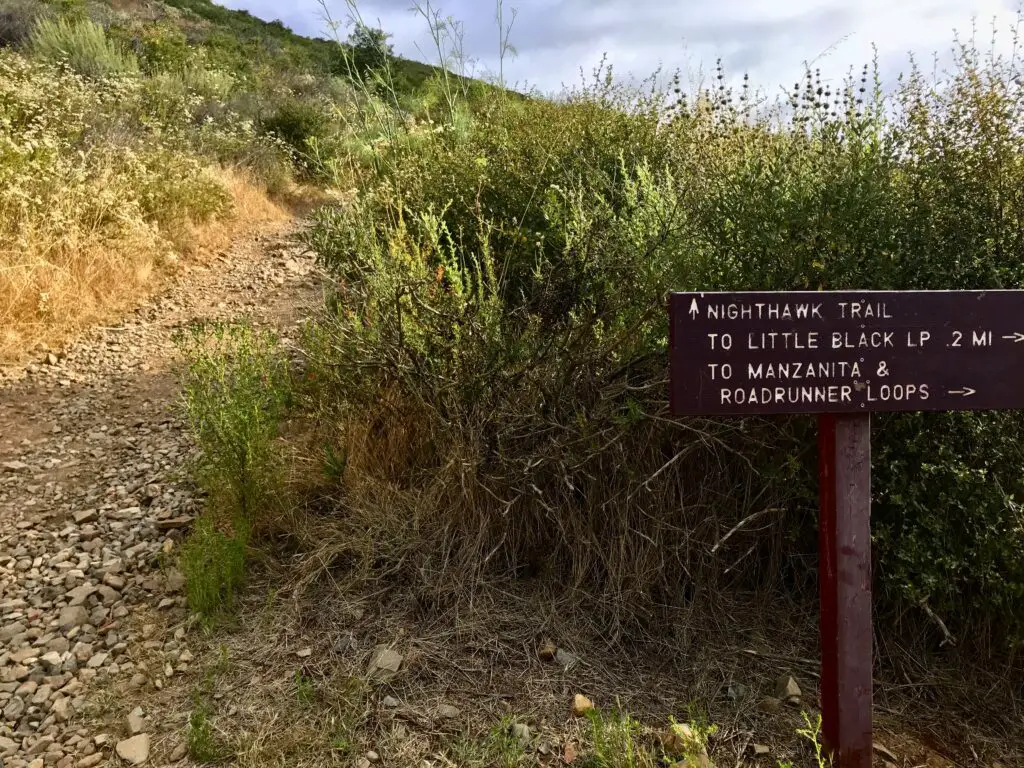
180, 514, 248, 620
29, 16, 138, 79
303, 36, 1024, 653
258, 97, 335, 175
176, 321, 291, 523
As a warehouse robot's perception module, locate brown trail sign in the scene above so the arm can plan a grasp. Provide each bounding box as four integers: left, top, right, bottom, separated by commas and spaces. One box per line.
668, 290, 1024, 768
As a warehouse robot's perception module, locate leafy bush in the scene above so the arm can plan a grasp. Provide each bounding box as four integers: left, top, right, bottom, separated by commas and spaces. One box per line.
303, 38, 1024, 653
29, 16, 138, 78
176, 321, 291, 523
258, 97, 336, 175
176, 322, 291, 619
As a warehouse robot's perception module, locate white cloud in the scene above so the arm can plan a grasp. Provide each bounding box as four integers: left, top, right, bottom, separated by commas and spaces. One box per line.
220, 0, 1023, 96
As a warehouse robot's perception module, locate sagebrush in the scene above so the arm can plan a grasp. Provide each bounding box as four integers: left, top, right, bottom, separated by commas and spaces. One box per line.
301, 30, 1024, 657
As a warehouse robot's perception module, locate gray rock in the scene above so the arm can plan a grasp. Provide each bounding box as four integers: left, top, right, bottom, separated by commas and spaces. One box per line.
367, 646, 402, 677
72, 510, 97, 525
52, 697, 72, 722
168, 742, 188, 762
436, 704, 461, 719
40, 652, 63, 674
66, 584, 96, 606
0, 622, 26, 643
30, 684, 52, 706
58, 606, 89, 632
101, 573, 125, 591
3, 695, 25, 720
127, 707, 145, 734
85, 652, 108, 669
775, 675, 802, 704
381, 696, 400, 708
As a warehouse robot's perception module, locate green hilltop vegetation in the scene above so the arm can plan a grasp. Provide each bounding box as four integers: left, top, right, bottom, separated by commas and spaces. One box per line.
5, 0, 1024, 725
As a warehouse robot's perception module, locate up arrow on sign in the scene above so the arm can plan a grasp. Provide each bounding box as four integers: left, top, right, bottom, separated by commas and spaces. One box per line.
668, 289, 1024, 768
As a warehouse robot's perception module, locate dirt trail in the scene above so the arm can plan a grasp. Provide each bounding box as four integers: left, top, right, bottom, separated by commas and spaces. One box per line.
0, 220, 322, 767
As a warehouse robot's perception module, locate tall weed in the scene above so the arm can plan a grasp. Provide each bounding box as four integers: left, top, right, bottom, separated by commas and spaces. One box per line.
29, 16, 138, 79
176, 321, 291, 523
176, 322, 291, 619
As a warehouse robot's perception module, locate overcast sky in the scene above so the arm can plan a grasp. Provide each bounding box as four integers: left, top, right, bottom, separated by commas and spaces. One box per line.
220, 0, 1023, 96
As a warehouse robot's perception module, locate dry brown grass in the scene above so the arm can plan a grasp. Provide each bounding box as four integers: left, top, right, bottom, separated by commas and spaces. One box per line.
103, 550, 1024, 768
0, 167, 290, 364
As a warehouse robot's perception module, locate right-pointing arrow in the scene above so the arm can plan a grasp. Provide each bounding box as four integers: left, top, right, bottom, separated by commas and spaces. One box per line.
949, 387, 977, 397
1002, 332, 1024, 343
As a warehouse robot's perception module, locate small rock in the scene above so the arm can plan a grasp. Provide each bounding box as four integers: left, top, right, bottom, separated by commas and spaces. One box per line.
757, 697, 782, 714
127, 707, 145, 734
571, 694, 594, 717
59, 606, 89, 631
382, 695, 400, 708
510, 722, 531, 746
774, 675, 801, 704
40, 651, 64, 673
165, 569, 186, 593
86, 652, 108, 669
169, 742, 188, 762
67, 583, 97, 606
1, 461, 28, 472
355, 760, 371, 768
73, 510, 98, 525
436, 704, 461, 719
296, 648, 312, 659
115, 733, 150, 765
367, 646, 402, 677
102, 573, 125, 591
365, 751, 380, 763
3, 695, 25, 720
77, 756, 104, 768
751, 744, 770, 757
155, 517, 192, 531
52, 696, 72, 722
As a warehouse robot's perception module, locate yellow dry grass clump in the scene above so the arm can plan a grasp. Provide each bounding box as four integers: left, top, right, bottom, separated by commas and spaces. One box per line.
0, 49, 290, 363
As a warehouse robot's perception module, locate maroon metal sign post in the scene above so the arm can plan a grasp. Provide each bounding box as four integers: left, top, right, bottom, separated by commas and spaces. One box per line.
668, 290, 1024, 768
